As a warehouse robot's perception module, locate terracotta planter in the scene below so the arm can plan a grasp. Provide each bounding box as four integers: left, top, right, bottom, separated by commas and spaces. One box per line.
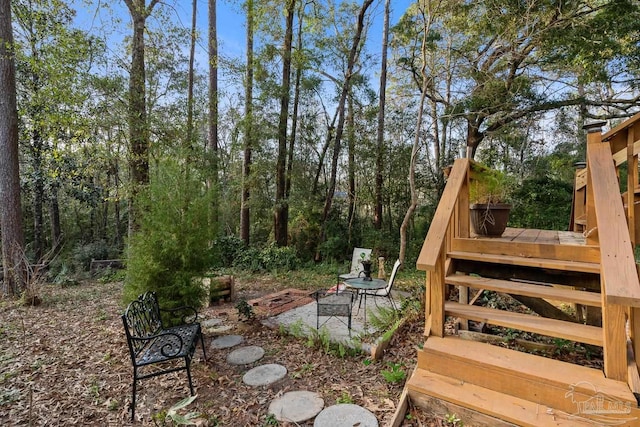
469, 203, 512, 237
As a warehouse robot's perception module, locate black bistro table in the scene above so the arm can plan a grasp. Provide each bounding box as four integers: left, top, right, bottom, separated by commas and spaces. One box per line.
344, 277, 387, 329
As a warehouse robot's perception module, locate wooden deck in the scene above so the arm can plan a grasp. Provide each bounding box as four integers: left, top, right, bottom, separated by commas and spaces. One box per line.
400, 118, 640, 427
472, 227, 586, 246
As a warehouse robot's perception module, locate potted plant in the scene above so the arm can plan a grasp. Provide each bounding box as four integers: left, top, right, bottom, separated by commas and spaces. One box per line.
359, 252, 373, 281
469, 164, 513, 237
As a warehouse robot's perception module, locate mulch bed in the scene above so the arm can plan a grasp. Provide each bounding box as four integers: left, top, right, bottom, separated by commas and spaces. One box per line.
0, 280, 437, 426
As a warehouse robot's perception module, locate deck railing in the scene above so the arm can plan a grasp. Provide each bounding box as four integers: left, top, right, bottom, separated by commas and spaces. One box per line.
587, 128, 640, 380
416, 157, 469, 336
583, 119, 640, 382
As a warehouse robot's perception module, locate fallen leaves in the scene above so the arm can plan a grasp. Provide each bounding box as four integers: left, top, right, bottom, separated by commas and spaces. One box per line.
0, 280, 432, 426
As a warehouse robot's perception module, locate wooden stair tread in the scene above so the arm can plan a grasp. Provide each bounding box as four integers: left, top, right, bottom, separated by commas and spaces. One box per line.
406, 368, 603, 427
445, 275, 601, 307
448, 251, 600, 273
445, 301, 603, 346
420, 336, 633, 401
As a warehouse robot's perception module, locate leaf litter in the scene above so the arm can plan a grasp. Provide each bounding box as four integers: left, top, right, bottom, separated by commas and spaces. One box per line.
0, 279, 442, 426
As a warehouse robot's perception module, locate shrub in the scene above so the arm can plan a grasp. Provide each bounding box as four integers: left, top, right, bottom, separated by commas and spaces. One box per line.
71, 240, 115, 272
509, 177, 572, 230
123, 160, 214, 315
232, 244, 300, 272
210, 235, 245, 268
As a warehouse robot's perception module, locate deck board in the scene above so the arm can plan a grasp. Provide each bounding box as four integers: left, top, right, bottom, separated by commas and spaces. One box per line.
473, 228, 585, 246
535, 229, 558, 244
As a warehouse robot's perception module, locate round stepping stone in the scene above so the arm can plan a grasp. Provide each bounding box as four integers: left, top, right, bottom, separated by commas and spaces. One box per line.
210, 334, 244, 349
313, 404, 378, 427
269, 391, 324, 423
242, 363, 287, 386
226, 345, 265, 365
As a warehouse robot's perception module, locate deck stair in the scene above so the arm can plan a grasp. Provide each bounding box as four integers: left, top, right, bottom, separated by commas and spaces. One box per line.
402, 118, 640, 426
407, 337, 640, 426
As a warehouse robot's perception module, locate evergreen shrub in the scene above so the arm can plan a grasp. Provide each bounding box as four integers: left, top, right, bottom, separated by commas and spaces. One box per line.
123, 160, 214, 317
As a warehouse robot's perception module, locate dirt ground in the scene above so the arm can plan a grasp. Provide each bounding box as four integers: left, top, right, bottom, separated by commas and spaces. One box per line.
0, 279, 445, 426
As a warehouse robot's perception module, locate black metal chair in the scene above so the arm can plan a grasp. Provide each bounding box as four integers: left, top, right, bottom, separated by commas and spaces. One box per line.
313, 290, 355, 335
122, 292, 207, 420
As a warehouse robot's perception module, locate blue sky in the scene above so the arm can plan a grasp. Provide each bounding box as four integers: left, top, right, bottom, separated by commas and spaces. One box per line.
71, 0, 414, 68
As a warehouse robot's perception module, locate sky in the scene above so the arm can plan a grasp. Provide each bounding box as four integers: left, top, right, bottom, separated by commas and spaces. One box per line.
71, 0, 414, 70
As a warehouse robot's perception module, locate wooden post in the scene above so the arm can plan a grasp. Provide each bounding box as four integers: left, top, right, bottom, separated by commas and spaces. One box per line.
632, 305, 640, 375
628, 125, 637, 246
584, 122, 606, 246
602, 297, 628, 381
430, 246, 446, 337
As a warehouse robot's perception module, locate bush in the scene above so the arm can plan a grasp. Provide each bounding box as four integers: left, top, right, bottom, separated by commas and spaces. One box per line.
211, 235, 245, 268
260, 244, 299, 271
71, 240, 114, 272
232, 244, 301, 272
509, 177, 572, 230
123, 160, 214, 315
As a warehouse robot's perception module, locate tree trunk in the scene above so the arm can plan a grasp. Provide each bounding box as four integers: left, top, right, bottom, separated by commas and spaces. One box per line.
32, 139, 44, 260
399, 2, 432, 263
346, 93, 355, 242
317, 0, 374, 258
240, 0, 254, 245
312, 120, 336, 195
285, 1, 303, 207
274, 0, 296, 247
186, 0, 197, 157
0, 0, 25, 296
374, 0, 391, 230
466, 118, 484, 159
124, 0, 160, 237
208, 0, 219, 232
49, 186, 62, 252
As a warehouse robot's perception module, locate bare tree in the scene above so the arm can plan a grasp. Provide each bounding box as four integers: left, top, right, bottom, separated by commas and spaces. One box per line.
0, 0, 25, 295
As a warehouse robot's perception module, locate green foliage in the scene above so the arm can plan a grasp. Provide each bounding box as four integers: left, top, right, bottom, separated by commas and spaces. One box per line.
336, 391, 354, 404
210, 236, 245, 268
232, 244, 300, 272
469, 164, 513, 205
123, 160, 213, 314
367, 306, 400, 331
50, 263, 80, 287
71, 240, 117, 272
380, 362, 407, 384
262, 413, 279, 426
509, 177, 572, 230
444, 413, 463, 426
235, 299, 256, 322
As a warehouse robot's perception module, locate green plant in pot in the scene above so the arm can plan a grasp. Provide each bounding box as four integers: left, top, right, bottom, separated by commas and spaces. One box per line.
469, 164, 513, 237
359, 251, 373, 281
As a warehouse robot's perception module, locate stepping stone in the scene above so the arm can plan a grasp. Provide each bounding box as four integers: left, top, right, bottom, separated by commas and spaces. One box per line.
242, 363, 287, 386
268, 390, 324, 423
313, 404, 378, 427
226, 345, 265, 365
202, 318, 223, 328
210, 334, 244, 349
208, 324, 233, 335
